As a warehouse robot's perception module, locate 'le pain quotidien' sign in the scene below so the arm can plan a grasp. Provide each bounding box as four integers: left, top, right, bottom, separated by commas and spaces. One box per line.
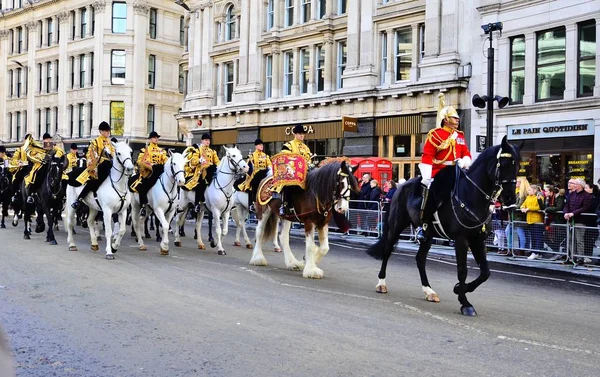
507, 120, 594, 140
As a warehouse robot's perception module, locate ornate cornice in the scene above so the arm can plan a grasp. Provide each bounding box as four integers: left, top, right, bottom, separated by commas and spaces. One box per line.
57, 12, 70, 24
271, 45, 281, 55
0, 30, 8, 40
25, 21, 38, 29
133, 1, 150, 16
92, 1, 107, 13
200, 0, 214, 10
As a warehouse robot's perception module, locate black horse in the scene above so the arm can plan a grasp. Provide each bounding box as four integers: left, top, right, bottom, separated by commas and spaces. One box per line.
20, 154, 67, 244
0, 165, 12, 228
366, 136, 521, 316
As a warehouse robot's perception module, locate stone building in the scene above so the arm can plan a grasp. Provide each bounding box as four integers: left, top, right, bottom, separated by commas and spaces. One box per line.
179, 0, 475, 181
0, 0, 186, 151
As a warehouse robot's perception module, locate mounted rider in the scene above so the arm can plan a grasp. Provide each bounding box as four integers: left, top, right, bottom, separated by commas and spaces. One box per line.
9, 134, 34, 203
65, 143, 78, 176
271, 124, 313, 216
415, 93, 472, 241
24, 133, 65, 204
129, 131, 167, 217
183, 133, 220, 213
71, 121, 115, 209
238, 138, 272, 212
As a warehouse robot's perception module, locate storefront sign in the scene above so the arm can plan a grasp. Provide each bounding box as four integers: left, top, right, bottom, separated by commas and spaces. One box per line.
342, 116, 358, 132
284, 125, 314, 135
507, 120, 594, 140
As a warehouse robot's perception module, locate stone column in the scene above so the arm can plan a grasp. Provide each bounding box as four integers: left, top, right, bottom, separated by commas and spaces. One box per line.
73, 104, 80, 137
307, 44, 315, 93
292, 47, 300, 96
386, 29, 394, 85
200, 4, 214, 98
323, 34, 334, 93
345, 0, 360, 70
271, 47, 281, 99
92, 1, 106, 125
522, 33, 536, 105
564, 23, 577, 101
274, 0, 283, 29
0, 30, 7, 141
410, 24, 419, 83
74, 9, 81, 40
216, 63, 224, 105
132, 1, 150, 138
11, 113, 18, 142
423, 0, 441, 57
74, 56, 81, 89
52, 16, 59, 45
325, 0, 334, 18
26, 21, 37, 131
57, 12, 69, 137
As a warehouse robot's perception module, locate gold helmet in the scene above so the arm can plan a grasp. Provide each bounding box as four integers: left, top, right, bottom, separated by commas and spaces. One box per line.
436, 93, 459, 128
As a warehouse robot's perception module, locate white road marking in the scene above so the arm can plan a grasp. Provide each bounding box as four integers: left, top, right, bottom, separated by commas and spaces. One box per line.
497, 335, 596, 355
570, 281, 600, 288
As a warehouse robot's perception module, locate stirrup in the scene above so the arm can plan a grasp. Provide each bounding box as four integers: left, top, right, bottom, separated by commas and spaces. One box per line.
279, 206, 286, 216
71, 200, 80, 209
415, 226, 427, 242
26, 196, 35, 204
194, 204, 202, 213
140, 207, 147, 217
249, 204, 256, 213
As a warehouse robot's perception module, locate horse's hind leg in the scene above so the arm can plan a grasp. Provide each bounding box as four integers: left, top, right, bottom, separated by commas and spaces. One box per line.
280, 219, 303, 270
453, 236, 476, 316
374, 214, 409, 294
416, 236, 439, 302
174, 209, 186, 247
196, 208, 205, 249
65, 204, 77, 251
303, 222, 323, 278
154, 209, 170, 255
461, 236, 490, 294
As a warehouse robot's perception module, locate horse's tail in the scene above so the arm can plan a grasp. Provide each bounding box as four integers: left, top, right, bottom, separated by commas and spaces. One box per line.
260, 208, 279, 244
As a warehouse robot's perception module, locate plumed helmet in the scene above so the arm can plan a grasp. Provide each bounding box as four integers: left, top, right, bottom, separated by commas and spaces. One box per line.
254, 138, 263, 146
70, 143, 78, 150
292, 125, 307, 134
201, 133, 211, 140
436, 93, 460, 128
42, 133, 52, 140
99, 121, 111, 131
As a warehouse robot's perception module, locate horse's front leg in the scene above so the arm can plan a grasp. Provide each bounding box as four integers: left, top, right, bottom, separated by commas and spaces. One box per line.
314, 225, 329, 265
87, 208, 100, 251
279, 219, 303, 270
65, 203, 77, 251
154, 208, 170, 255
272, 216, 281, 252
239, 207, 253, 249
212, 210, 226, 255
132, 200, 147, 251
196, 208, 205, 249
102, 210, 116, 260
302, 222, 323, 279
174, 209, 186, 247
415, 236, 439, 302
453, 236, 476, 316
111, 209, 128, 254
46, 207, 57, 245
462, 235, 491, 294
249, 209, 270, 266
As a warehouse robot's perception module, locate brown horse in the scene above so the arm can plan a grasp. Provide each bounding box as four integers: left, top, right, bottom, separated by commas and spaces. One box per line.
250, 158, 358, 278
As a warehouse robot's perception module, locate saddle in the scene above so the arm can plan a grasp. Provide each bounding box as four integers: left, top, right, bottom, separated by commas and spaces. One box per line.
270, 153, 308, 191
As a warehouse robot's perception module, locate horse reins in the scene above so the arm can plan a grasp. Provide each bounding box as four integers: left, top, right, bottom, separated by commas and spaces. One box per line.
104, 153, 133, 213
210, 153, 245, 210
159, 158, 185, 214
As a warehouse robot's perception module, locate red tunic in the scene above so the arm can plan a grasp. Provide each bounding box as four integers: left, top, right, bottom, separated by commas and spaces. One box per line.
422, 125, 471, 177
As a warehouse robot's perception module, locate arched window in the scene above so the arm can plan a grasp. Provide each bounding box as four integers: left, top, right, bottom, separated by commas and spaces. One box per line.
225, 5, 235, 41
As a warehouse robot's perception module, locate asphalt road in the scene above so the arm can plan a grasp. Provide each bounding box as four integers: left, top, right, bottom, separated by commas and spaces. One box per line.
1, 220, 599, 377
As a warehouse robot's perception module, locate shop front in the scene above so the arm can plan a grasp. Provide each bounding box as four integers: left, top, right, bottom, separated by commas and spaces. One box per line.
506, 120, 595, 188
260, 121, 344, 159
375, 114, 424, 181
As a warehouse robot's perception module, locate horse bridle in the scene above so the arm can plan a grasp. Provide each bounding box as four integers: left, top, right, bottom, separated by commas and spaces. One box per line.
212, 153, 246, 206
108, 151, 134, 212
159, 157, 185, 213
46, 159, 64, 199
317, 165, 352, 216
451, 149, 517, 229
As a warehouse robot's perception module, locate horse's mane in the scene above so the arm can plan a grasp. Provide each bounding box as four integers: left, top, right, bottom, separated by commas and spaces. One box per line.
306, 160, 353, 203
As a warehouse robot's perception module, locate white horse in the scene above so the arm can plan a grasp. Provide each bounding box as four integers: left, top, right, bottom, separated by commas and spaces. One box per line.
195, 146, 248, 255
231, 190, 281, 252
65, 141, 135, 259
131, 151, 186, 255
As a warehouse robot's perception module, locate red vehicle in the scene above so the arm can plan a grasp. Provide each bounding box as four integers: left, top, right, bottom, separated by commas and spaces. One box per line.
350, 157, 393, 186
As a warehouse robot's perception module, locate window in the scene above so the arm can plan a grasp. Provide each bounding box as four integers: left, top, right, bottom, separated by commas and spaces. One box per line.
112, 2, 127, 33
179, 16, 185, 45
225, 62, 234, 103
16, 68, 22, 97
91, 7, 95, 36
7, 113, 12, 140
149, 8, 157, 39
578, 20, 595, 97
318, 0, 326, 19
111, 50, 126, 85
89, 103, 93, 132
54, 107, 58, 133
37, 63, 42, 92
393, 135, 412, 157
71, 11, 76, 39
338, 0, 347, 15
45, 108, 51, 134
9, 29, 13, 54
37, 109, 42, 137
300, 49, 309, 94
110, 101, 125, 136
79, 54, 86, 88
8, 70, 13, 97
17, 27, 23, 53
419, 24, 425, 62
46, 62, 52, 93
301, 0, 311, 23
395, 28, 412, 81
47, 18, 53, 46
148, 54, 156, 89
90, 52, 94, 86
147, 104, 155, 133
24, 66, 28, 96
337, 41, 347, 89
178, 64, 184, 93
316, 46, 325, 92
265, 55, 273, 99
78, 103, 85, 137
285, 0, 294, 27
509, 36, 525, 104
15, 112, 21, 142
55, 60, 59, 91
536, 27, 566, 101
381, 32, 388, 85
225, 6, 235, 41
70, 57, 75, 88
266, 0, 274, 30
284, 51, 293, 96
69, 105, 74, 136
81, 7, 88, 38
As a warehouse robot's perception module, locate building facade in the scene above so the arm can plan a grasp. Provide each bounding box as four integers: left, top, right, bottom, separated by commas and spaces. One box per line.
179, 0, 475, 181
471, 0, 599, 186
0, 0, 186, 151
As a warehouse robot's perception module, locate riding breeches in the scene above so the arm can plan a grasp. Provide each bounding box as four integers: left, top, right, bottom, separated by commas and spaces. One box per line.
136, 165, 164, 206
77, 161, 112, 200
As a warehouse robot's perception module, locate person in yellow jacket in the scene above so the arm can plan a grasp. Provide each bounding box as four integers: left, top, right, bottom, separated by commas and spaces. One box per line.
520, 184, 546, 259
9, 134, 33, 203
64, 143, 78, 176
238, 138, 271, 212
71, 121, 115, 209
24, 133, 65, 204
130, 131, 167, 216
184, 133, 220, 213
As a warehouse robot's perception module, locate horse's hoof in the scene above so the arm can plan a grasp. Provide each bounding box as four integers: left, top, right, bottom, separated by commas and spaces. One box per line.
35, 224, 45, 233
303, 268, 324, 279
0, 224, 5, 228
198, 244, 205, 250
208, 237, 214, 243
134, 237, 138, 243
160, 249, 169, 256
376, 285, 388, 294
246, 243, 253, 249
105, 254, 115, 260
461, 306, 477, 317
139, 245, 147, 251
23, 234, 30, 240
54, 225, 59, 231
274, 247, 282, 253
210, 241, 216, 248
193, 234, 197, 240
425, 293, 440, 302
12, 221, 17, 227
234, 241, 241, 247
249, 256, 268, 266
69, 246, 78, 251
174, 241, 181, 247
218, 250, 227, 256
179, 232, 186, 237
50, 240, 58, 246
91, 244, 99, 251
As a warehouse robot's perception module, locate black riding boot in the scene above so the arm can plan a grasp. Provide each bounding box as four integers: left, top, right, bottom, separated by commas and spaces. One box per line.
139, 192, 148, 217
415, 185, 430, 242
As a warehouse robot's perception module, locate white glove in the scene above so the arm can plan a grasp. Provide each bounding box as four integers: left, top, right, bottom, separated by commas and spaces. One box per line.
266, 167, 273, 177
419, 163, 432, 188
457, 156, 472, 169
199, 157, 206, 164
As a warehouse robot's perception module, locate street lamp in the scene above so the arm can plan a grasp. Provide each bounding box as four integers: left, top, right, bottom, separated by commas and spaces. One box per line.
472, 22, 510, 148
